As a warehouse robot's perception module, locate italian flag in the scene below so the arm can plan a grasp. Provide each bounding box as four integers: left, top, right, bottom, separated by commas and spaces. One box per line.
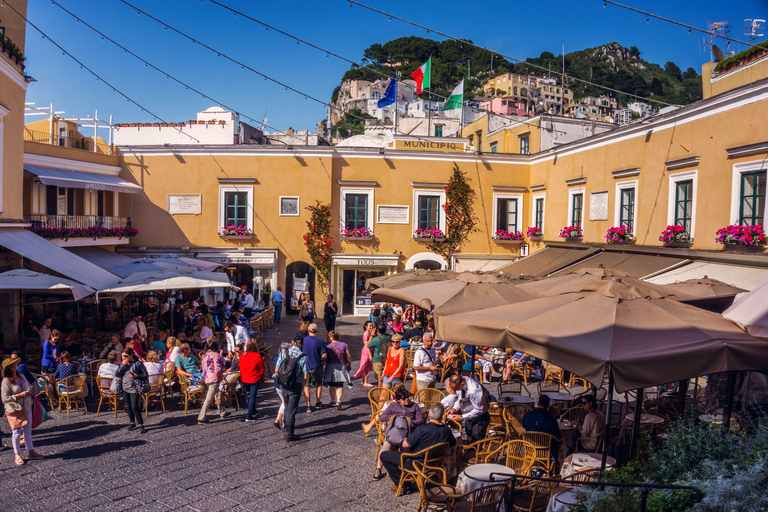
410, 57, 431, 94
442, 79, 464, 110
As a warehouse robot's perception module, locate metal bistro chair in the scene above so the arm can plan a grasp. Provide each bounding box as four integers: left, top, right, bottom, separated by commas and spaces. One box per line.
57, 374, 88, 417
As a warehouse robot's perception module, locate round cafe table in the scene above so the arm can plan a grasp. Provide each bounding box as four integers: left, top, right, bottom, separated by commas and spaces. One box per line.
456, 463, 515, 494
546, 487, 579, 512
556, 419, 579, 462
499, 395, 534, 405
544, 392, 575, 403
625, 413, 664, 425
561, 452, 616, 477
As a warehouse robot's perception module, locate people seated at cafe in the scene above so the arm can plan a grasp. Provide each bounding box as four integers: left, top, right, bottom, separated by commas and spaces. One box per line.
576, 394, 606, 451
379, 402, 456, 493
53, 352, 78, 391
462, 346, 496, 383
403, 321, 424, 341
97, 351, 120, 380
152, 332, 168, 358
99, 335, 124, 359
174, 343, 202, 382
125, 335, 144, 361
143, 351, 164, 382
522, 394, 562, 459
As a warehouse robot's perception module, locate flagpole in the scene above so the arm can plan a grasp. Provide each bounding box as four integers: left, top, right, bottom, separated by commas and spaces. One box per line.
427, 56, 432, 138
395, 72, 399, 136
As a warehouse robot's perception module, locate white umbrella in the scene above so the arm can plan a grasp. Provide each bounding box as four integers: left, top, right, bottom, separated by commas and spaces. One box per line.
723, 280, 768, 337
97, 269, 238, 303
0, 269, 95, 300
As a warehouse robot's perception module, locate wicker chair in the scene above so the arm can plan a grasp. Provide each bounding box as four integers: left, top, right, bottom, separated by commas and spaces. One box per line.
510, 479, 554, 512
446, 482, 509, 512
520, 432, 560, 474
178, 374, 204, 413
96, 376, 121, 417
395, 442, 450, 497
568, 373, 589, 390
497, 380, 529, 397
87, 360, 107, 396
369, 386, 394, 408
538, 380, 561, 395
484, 439, 537, 476
458, 437, 506, 470
561, 467, 601, 484
412, 461, 460, 512
508, 359, 534, 386
162, 361, 176, 399
486, 402, 507, 438
502, 406, 525, 441
561, 406, 587, 423
141, 373, 166, 415
415, 388, 446, 410
57, 374, 88, 417
575, 432, 605, 453
544, 363, 565, 386
31, 372, 54, 410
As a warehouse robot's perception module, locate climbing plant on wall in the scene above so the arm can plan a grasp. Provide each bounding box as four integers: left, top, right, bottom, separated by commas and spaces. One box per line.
428, 164, 478, 262
303, 201, 334, 292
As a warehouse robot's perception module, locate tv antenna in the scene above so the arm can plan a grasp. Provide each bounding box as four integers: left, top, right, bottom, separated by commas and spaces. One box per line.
745, 19, 765, 45
701, 21, 732, 60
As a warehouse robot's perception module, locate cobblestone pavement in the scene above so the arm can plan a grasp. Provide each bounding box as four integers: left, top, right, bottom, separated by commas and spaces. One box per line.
0, 313, 421, 512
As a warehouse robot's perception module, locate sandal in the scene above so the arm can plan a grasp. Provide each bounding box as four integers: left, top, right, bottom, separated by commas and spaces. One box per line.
15, 456, 25, 466
362, 423, 372, 436
27, 451, 45, 460
372, 468, 386, 481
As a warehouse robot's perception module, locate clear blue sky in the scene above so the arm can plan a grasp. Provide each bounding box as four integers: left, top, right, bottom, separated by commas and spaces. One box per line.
21, 0, 768, 132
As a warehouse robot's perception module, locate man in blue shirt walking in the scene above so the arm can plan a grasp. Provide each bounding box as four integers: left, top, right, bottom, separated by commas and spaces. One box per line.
272, 286, 285, 324
302, 324, 327, 412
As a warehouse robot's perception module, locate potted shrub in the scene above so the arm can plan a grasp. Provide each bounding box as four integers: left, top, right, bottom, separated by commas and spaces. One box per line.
715, 224, 766, 253
161, 123, 168, 127
219, 225, 253, 239
659, 225, 691, 248
605, 226, 634, 245
340, 226, 373, 240
414, 227, 446, 241
493, 229, 524, 243
189, 120, 197, 125
527, 226, 543, 241
218, 120, 226, 125
559, 225, 583, 240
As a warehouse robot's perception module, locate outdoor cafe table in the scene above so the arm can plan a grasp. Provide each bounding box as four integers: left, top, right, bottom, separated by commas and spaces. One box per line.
544, 392, 575, 404
561, 453, 616, 477
557, 418, 579, 463
625, 413, 664, 425
546, 487, 579, 512
456, 463, 515, 494
498, 395, 534, 405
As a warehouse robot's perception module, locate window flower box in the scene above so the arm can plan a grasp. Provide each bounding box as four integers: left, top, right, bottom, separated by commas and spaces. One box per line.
605, 226, 634, 245
340, 227, 373, 240
659, 225, 691, 248
493, 229, 524, 243
716, 224, 766, 253
526, 227, 543, 242
559, 226, 583, 240
219, 225, 253, 239
414, 228, 445, 241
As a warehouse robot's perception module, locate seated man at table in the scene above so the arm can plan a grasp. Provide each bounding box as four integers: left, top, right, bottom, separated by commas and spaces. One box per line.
575, 395, 605, 451
380, 403, 456, 493
99, 335, 124, 360
97, 351, 120, 380
174, 343, 203, 382
443, 373, 490, 444
522, 394, 561, 459
461, 346, 497, 383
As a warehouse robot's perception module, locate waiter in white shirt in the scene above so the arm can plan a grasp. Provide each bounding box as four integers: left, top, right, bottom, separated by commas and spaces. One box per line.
124, 314, 147, 340
223, 320, 249, 359
242, 291, 255, 318
441, 370, 490, 444
38, 317, 53, 344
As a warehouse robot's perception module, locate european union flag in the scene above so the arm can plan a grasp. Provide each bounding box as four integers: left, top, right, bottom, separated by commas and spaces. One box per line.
377, 79, 396, 108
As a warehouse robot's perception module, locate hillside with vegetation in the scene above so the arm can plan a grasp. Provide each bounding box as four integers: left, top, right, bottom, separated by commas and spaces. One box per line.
329, 37, 703, 109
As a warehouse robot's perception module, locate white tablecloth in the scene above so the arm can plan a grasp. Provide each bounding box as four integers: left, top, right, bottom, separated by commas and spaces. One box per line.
546, 487, 579, 512
560, 453, 616, 477
456, 463, 515, 494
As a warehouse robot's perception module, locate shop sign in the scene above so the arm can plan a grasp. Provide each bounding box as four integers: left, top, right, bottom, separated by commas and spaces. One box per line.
377, 205, 410, 224
393, 139, 467, 152
590, 191, 609, 221
167, 194, 202, 215
333, 256, 399, 266
218, 256, 274, 265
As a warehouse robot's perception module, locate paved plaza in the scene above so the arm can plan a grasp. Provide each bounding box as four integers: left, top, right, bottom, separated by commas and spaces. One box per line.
0, 314, 420, 512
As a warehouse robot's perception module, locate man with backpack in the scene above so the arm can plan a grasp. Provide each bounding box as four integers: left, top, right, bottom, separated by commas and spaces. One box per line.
275, 335, 309, 441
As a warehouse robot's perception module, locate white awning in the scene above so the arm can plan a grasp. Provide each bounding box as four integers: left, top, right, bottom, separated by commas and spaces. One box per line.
0, 269, 95, 300
646, 261, 768, 291
67, 246, 134, 270
454, 257, 518, 273
24, 165, 142, 194
0, 230, 120, 290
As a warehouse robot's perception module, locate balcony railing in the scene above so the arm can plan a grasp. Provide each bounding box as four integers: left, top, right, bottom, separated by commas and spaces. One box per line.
26, 215, 131, 230
24, 129, 115, 155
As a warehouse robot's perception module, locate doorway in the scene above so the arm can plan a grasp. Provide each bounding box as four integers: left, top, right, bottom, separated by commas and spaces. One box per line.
342, 269, 355, 316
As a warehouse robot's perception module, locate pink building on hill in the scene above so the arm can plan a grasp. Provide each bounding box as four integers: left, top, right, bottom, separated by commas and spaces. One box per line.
480, 97, 532, 117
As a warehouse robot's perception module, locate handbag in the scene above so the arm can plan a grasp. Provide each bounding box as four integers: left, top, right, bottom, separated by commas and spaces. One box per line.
410, 375, 419, 395
215, 382, 233, 407
5, 402, 28, 430
110, 377, 122, 394
31, 397, 49, 429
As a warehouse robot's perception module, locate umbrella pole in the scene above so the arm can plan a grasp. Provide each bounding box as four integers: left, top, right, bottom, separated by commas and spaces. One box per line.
470, 345, 476, 376
630, 387, 644, 460
601, 368, 614, 472
722, 371, 737, 431
676, 379, 688, 418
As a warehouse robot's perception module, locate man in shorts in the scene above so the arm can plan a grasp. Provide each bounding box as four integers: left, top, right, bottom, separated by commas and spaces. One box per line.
302, 323, 327, 412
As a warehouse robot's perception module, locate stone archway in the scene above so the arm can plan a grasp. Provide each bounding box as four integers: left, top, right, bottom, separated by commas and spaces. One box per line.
405, 252, 449, 270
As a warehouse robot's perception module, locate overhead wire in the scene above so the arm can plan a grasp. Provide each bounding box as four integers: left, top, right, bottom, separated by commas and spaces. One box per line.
1, 0, 199, 142
347, 0, 680, 107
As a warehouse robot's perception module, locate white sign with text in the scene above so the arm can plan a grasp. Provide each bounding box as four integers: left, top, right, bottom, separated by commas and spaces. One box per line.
167, 194, 202, 215
377, 205, 410, 224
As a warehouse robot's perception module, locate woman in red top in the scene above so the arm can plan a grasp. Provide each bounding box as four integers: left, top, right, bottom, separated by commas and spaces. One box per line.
382, 334, 406, 391
239, 339, 265, 422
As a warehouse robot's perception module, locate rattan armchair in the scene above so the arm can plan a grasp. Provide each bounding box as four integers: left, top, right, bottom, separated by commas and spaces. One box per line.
544, 363, 565, 386
395, 442, 450, 497
178, 374, 204, 414
510, 479, 553, 512
497, 379, 530, 397
484, 439, 537, 476
162, 361, 176, 399
412, 460, 459, 512
538, 380, 561, 395
96, 376, 121, 417
575, 432, 605, 453
415, 388, 446, 410
520, 432, 560, 474
31, 372, 54, 410
141, 373, 166, 415
458, 437, 506, 470
446, 482, 509, 512
369, 386, 394, 409
57, 374, 88, 417
561, 406, 587, 423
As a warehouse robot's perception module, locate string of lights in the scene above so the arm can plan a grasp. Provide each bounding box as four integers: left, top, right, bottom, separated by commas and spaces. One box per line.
48, 0, 290, 135
347, 0, 680, 107
1, 1, 200, 142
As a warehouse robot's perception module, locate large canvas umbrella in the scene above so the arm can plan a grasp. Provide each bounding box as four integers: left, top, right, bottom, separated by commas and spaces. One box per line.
517, 267, 695, 300
366, 269, 459, 291
436, 280, 768, 393
723, 280, 768, 338
97, 269, 239, 303
0, 269, 95, 300
371, 273, 536, 314
663, 277, 746, 298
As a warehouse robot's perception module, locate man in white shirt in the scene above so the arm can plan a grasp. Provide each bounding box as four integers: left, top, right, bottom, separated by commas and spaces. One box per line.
242, 291, 255, 318
97, 351, 120, 380
223, 321, 249, 359
38, 317, 53, 344
392, 304, 403, 316
442, 373, 490, 444
124, 314, 147, 340
412, 333, 439, 391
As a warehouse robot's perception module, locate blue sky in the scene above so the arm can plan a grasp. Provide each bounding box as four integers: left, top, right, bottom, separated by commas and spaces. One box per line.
21, 0, 768, 132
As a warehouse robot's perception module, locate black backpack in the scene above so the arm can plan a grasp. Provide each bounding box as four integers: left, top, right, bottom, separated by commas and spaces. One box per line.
277, 348, 305, 390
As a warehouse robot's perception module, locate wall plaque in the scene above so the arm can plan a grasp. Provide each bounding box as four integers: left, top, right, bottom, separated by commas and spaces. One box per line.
167, 194, 202, 215
590, 191, 609, 221
377, 205, 410, 224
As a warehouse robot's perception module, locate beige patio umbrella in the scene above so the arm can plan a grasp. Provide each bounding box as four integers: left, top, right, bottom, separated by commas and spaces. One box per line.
0, 269, 95, 300
517, 266, 696, 300
723, 280, 768, 338
663, 277, 747, 298
435, 280, 768, 393
370, 272, 536, 314
365, 269, 459, 291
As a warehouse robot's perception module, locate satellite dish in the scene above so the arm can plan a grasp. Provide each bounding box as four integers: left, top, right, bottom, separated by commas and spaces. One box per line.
713, 45, 726, 62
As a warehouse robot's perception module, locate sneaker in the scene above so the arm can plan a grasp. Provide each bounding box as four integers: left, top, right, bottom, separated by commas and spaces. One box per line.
197, 419, 209, 424
139, 427, 147, 435
127, 424, 137, 431
285, 435, 301, 442
372, 468, 386, 481
315, 402, 324, 409
305, 407, 312, 413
